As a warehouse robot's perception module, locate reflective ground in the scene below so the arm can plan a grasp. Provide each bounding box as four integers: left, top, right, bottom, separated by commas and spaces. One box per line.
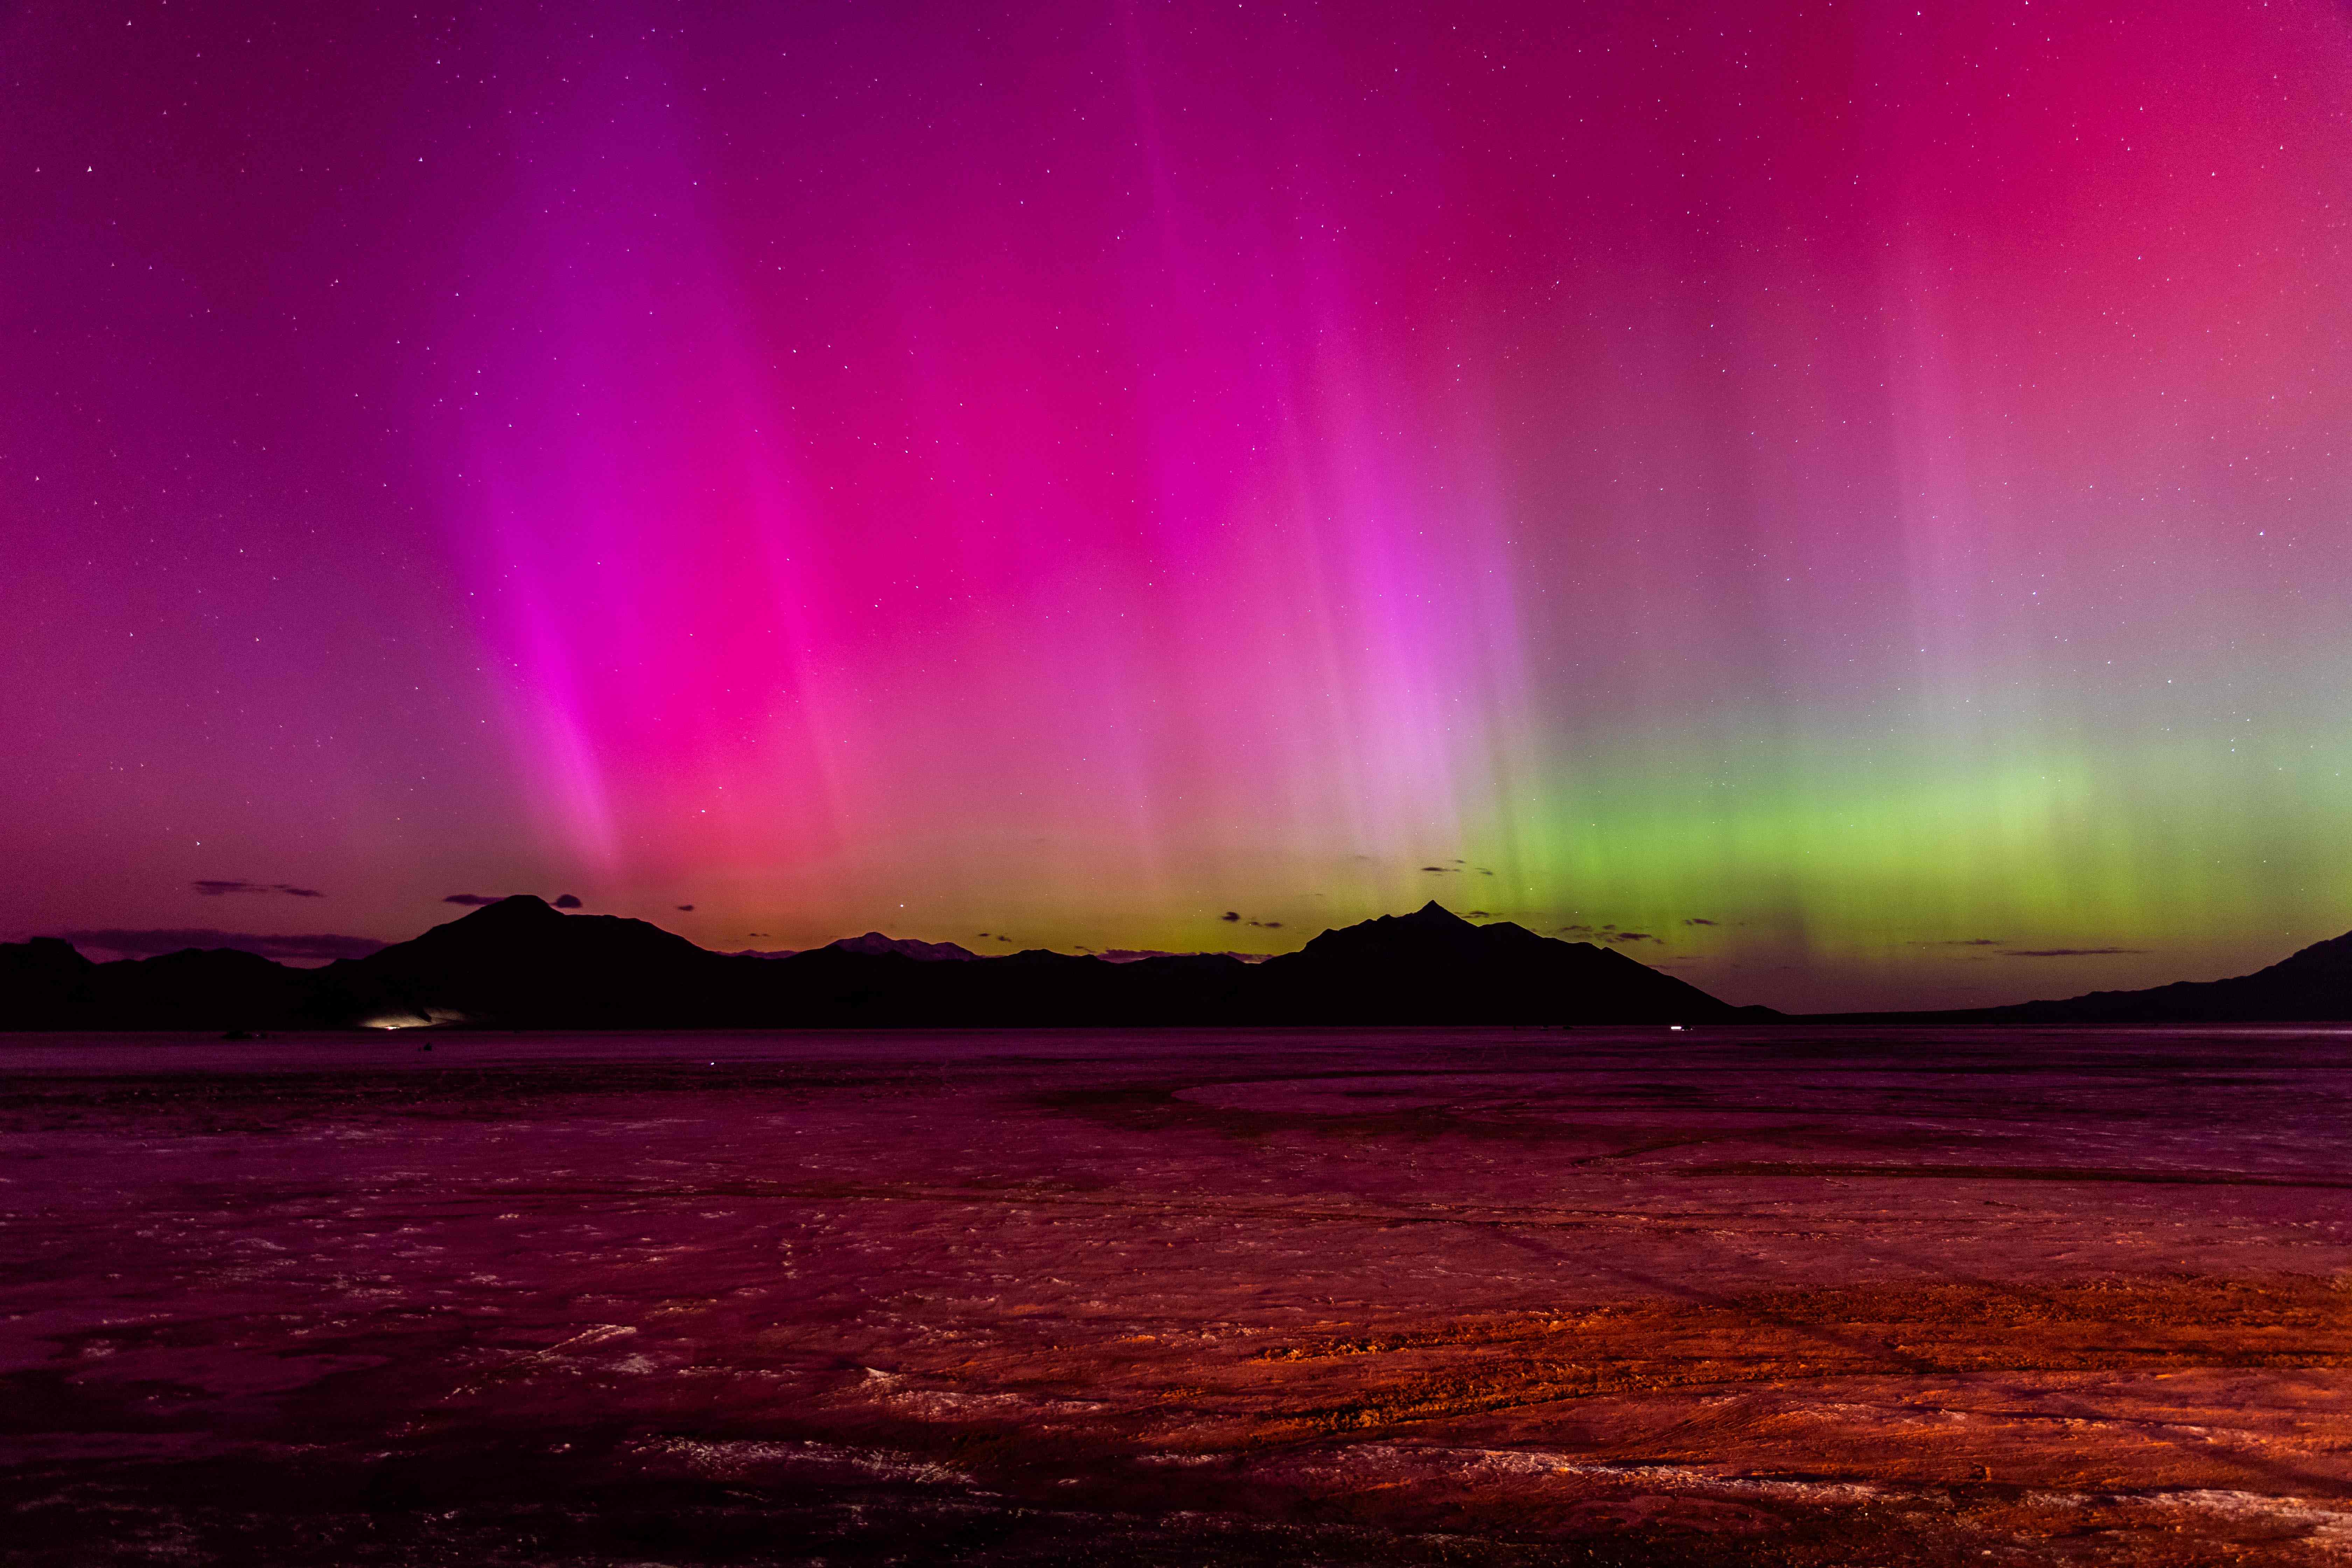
6, 1027, 2352, 1564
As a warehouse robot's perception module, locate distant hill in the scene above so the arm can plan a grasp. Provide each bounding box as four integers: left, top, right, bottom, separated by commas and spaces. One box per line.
303, 895, 723, 1029
0, 938, 96, 1028
1250, 903, 1760, 1026
1812, 929, 2352, 1024
826, 932, 980, 962
0, 898, 1765, 1030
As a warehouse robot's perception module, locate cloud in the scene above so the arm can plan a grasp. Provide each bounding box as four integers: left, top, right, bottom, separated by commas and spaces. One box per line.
1923, 937, 2003, 947
553, 894, 583, 909
1556, 923, 1660, 945
1247, 919, 1282, 929
1462, 910, 1495, 920
194, 880, 324, 898
675, 904, 695, 912
1220, 910, 1242, 922
1682, 917, 1718, 926
55, 929, 388, 962
2002, 947, 2150, 958
442, 893, 504, 907
1419, 866, 1455, 873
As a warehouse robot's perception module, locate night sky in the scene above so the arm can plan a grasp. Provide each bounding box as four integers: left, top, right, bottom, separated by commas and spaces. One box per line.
7, 1, 2351, 1010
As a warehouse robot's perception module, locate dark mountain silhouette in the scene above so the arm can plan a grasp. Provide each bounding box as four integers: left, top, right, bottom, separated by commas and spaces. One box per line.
1818, 929, 2352, 1024
1252, 903, 1764, 1025
17, 900, 2350, 1031
96, 947, 313, 1028
827, 932, 980, 961
0, 937, 99, 1028
0, 938, 311, 1031
0, 897, 1770, 1030
305, 896, 728, 1028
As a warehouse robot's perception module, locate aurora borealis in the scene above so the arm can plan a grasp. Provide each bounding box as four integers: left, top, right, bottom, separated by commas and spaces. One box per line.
7, 1, 2352, 1010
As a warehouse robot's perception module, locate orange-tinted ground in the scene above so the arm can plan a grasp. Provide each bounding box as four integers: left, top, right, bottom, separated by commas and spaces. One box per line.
6, 1028, 2352, 1564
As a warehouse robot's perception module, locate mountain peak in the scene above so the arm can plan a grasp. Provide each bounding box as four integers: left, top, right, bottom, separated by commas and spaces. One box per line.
828, 932, 980, 962
1290, 901, 1490, 967
459, 894, 561, 923
403, 893, 625, 959
1260, 901, 1756, 1023
475, 893, 557, 921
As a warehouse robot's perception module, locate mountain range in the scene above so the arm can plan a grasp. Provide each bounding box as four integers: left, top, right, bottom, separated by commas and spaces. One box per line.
8, 900, 2349, 1031
1818, 928, 2352, 1025
0, 899, 1765, 1030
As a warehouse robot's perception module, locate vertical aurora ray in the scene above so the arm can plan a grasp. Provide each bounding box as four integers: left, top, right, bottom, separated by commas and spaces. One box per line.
411, 0, 2352, 1003
14, 0, 2352, 1009
427, 5, 1551, 943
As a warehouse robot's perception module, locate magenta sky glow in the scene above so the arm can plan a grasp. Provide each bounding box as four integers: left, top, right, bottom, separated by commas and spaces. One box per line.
7, 1, 2352, 1008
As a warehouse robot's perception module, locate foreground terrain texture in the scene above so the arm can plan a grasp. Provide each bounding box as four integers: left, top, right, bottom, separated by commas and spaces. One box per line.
6, 1028, 2352, 1565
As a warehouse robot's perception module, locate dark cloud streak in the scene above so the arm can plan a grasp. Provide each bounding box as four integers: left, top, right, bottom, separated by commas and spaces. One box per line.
2002, 947, 2150, 958
1558, 922, 1661, 945
194, 881, 324, 898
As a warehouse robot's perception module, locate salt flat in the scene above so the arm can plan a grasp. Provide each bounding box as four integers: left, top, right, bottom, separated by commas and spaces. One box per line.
6, 1027, 2352, 1564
